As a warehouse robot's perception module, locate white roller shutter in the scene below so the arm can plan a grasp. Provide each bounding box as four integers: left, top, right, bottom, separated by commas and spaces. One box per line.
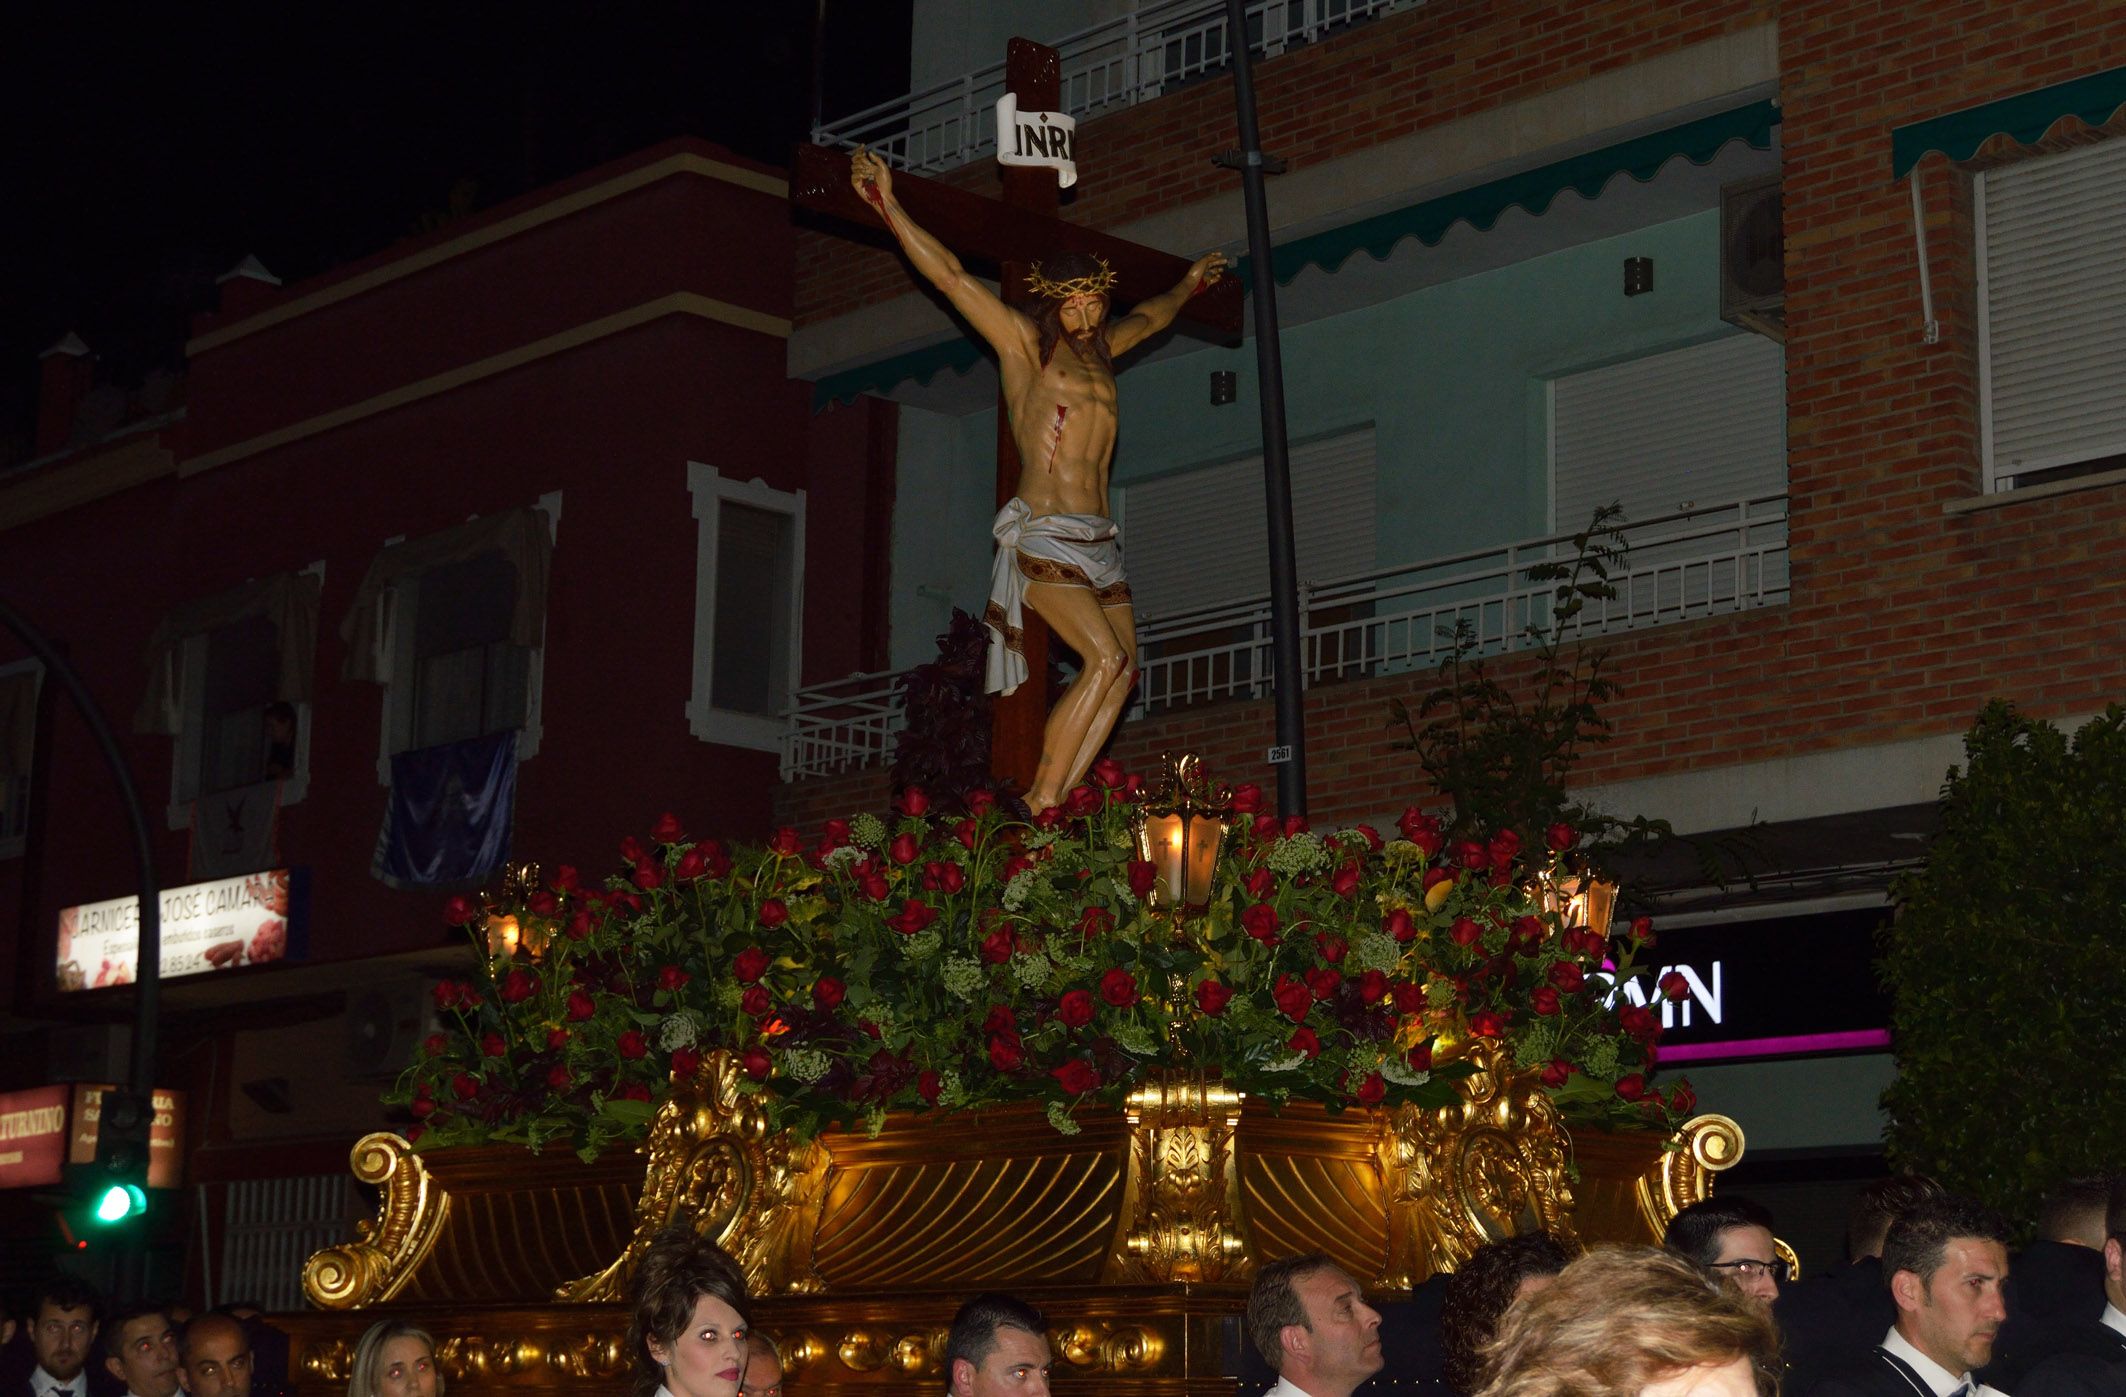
1550, 333, 1787, 534
1118, 427, 1377, 622
1978, 136, 2126, 488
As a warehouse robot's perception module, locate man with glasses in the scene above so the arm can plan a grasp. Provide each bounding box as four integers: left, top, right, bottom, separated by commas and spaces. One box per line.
1665, 1196, 1789, 1315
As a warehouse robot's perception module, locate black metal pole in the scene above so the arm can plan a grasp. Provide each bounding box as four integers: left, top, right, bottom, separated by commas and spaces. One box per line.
1218, 0, 1307, 816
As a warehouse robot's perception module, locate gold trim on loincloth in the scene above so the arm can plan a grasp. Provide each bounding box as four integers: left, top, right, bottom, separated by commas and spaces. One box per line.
983, 601, 1025, 655
1016, 553, 1133, 606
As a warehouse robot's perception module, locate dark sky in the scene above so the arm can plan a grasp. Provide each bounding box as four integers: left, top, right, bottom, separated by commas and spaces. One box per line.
0, 2, 912, 461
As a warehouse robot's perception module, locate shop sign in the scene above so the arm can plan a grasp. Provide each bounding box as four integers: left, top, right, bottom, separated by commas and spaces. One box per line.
56, 868, 303, 991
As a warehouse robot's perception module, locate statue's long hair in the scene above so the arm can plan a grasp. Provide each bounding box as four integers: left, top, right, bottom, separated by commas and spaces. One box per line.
1030, 252, 1115, 370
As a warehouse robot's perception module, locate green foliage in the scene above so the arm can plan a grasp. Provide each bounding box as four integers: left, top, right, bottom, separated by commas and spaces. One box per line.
1883, 702, 2126, 1230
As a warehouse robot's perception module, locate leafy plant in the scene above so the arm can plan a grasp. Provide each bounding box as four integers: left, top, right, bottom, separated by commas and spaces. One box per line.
889, 608, 994, 814
1882, 702, 2126, 1230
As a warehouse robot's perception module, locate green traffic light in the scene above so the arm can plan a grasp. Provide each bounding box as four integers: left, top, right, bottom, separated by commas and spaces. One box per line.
93, 1183, 146, 1223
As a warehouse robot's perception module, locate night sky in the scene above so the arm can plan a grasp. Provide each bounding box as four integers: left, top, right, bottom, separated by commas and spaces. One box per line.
0, 3, 912, 462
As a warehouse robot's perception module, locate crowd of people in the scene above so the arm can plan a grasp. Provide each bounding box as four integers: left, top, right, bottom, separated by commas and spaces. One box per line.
3, 1173, 2119, 1397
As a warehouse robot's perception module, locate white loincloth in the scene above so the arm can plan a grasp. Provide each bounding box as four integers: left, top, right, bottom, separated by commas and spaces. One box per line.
982, 497, 1132, 696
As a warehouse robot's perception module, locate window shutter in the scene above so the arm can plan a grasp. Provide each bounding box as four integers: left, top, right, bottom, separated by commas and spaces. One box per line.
1550, 333, 1786, 535
1979, 136, 2126, 486
1119, 427, 1377, 622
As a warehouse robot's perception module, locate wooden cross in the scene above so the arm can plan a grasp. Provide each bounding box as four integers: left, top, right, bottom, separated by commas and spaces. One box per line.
792, 38, 1244, 794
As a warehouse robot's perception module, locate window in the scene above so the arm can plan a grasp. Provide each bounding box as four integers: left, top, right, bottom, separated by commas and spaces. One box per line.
0, 659, 43, 858
181, 615, 294, 798
688, 464, 805, 752
1977, 136, 2126, 491
406, 552, 532, 750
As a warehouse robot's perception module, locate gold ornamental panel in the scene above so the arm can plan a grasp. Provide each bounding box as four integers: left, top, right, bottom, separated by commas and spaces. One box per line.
1239, 1101, 1389, 1285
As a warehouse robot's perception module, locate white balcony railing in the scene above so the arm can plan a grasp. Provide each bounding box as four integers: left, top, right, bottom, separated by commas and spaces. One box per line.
814, 0, 1424, 173
779, 494, 1789, 782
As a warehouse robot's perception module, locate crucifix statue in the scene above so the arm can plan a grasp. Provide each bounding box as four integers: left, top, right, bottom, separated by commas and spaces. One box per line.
794, 39, 1242, 814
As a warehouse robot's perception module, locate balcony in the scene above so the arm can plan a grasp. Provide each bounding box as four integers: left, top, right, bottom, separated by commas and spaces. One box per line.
814, 0, 1425, 173
780, 494, 1789, 781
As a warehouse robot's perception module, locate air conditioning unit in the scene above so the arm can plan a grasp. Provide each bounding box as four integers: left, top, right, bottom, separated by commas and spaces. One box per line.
1719, 174, 1785, 342
344, 980, 442, 1081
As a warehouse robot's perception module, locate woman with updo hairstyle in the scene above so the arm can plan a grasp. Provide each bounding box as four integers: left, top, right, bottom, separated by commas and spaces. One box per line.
347, 1320, 442, 1397
1476, 1247, 1778, 1397
628, 1225, 752, 1397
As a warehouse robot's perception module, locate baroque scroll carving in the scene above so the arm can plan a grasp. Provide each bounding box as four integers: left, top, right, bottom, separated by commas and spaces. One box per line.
1107, 1073, 1253, 1283
556, 1050, 831, 1301
1374, 1040, 1575, 1289
302, 1132, 451, 1310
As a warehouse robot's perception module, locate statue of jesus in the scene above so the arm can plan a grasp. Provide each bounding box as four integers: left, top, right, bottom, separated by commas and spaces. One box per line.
851, 147, 1228, 816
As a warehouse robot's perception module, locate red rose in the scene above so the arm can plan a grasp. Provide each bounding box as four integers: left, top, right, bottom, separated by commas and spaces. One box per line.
1091, 758, 1125, 788
550, 864, 582, 891
546, 1027, 569, 1049
1273, 973, 1313, 1021
1231, 783, 1265, 814
1630, 916, 1655, 943
422, 1032, 449, 1056
1384, 908, 1416, 942
1288, 1027, 1322, 1060
1245, 867, 1277, 900
988, 1033, 1024, 1071
1669, 1080, 1697, 1114
621, 1082, 652, 1102
1548, 962, 1586, 992
1659, 970, 1691, 1002
1540, 1058, 1573, 1087
938, 862, 967, 894
410, 1096, 436, 1118
651, 812, 687, 843
617, 1030, 648, 1060
1356, 1072, 1386, 1106
889, 832, 921, 866
443, 894, 482, 926
1251, 812, 1279, 840
1076, 905, 1115, 940
1051, 1060, 1101, 1094
632, 858, 664, 891
767, 826, 803, 857
732, 949, 769, 984
814, 977, 846, 1009
1531, 987, 1561, 1016
1194, 979, 1233, 1016
740, 985, 771, 1018
967, 789, 997, 815
1467, 1011, 1505, 1038
671, 1047, 702, 1079
565, 909, 597, 940
1449, 917, 1483, 948
1127, 860, 1158, 899
954, 818, 980, 850
742, 1048, 773, 1081
546, 1064, 571, 1091
525, 890, 559, 918
1509, 916, 1545, 956
1331, 862, 1362, 899
1359, 969, 1389, 1003
1392, 982, 1425, 1014
481, 1032, 506, 1057
1305, 967, 1342, 1001
1316, 933, 1348, 964
1406, 1042, 1434, 1073
1099, 968, 1138, 1007
1489, 828, 1522, 863
566, 990, 597, 1022
1615, 1073, 1647, 1101
917, 1069, 942, 1103
861, 871, 891, 901
1546, 822, 1576, 852
1058, 989, 1096, 1027
673, 845, 710, 881
1242, 903, 1282, 945
982, 1004, 1015, 1035
619, 834, 647, 864
1455, 840, 1489, 872
1620, 1005, 1659, 1041
451, 1072, 480, 1100
981, 926, 1017, 965
499, 967, 539, 1004
896, 786, 931, 817
886, 898, 938, 934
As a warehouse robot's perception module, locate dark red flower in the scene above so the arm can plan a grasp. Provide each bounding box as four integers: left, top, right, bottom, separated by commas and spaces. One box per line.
988, 1033, 1024, 1071
621, 1082, 652, 1102
1305, 967, 1343, 1001
1548, 961, 1586, 992
1195, 979, 1233, 1016
814, 977, 846, 1010
1630, 916, 1655, 944
731, 949, 768, 984
1091, 758, 1126, 788
742, 1048, 773, 1081
1449, 916, 1483, 948
1242, 903, 1282, 945
980, 926, 1017, 965
1615, 1073, 1647, 1101
1620, 1005, 1659, 1041
1669, 1080, 1697, 1114
632, 858, 664, 891
1383, 907, 1417, 943
619, 834, 647, 864
860, 870, 891, 901
1273, 973, 1313, 1021
651, 812, 686, 843
937, 862, 967, 894
887, 831, 920, 866
1099, 968, 1138, 1007
1540, 1058, 1573, 1087
1351, 824, 1384, 852
422, 1032, 449, 1056
917, 1069, 942, 1103
566, 990, 597, 1022
1467, 1011, 1505, 1038
1531, 986, 1562, 1016
671, 1047, 702, 1079
1546, 822, 1577, 852
1282, 814, 1310, 838
1358, 969, 1389, 1003
546, 1063, 571, 1091
967, 789, 998, 815
410, 1096, 436, 1118
550, 864, 582, 891
758, 898, 789, 928
1454, 839, 1490, 871
1245, 867, 1277, 900
740, 985, 771, 1018
1252, 813, 1280, 840
617, 1030, 648, 1060
954, 817, 980, 850
564, 908, 596, 940
1076, 905, 1115, 940
982, 1004, 1015, 1035
1127, 860, 1158, 899
498, 967, 539, 1004
480, 1032, 506, 1058
1316, 933, 1348, 964
1356, 1072, 1387, 1106
1406, 1042, 1434, 1073
451, 1072, 480, 1101
1659, 970, 1691, 1002
443, 894, 482, 926
886, 898, 937, 934
768, 826, 804, 857
1488, 827, 1522, 864
674, 845, 712, 882
1064, 785, 1101, 817
897, 786, 931, 817
1288, 1027, 1322, 1060
1392, 982, 1425, 1014
1330, 861, 1362, 899
1397, 807, 1444, 857
1051, 1059, 1100, 1094
1230, 783, 1266, 815
524, 890, 559, 917
546, 1027, 569, 1049
1058, 989, 1096, 1028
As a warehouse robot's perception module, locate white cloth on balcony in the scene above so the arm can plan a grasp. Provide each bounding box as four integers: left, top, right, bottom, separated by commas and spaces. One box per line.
983, 497, 1132, 697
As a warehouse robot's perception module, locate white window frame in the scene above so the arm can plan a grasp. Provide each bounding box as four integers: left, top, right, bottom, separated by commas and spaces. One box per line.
164, 562, 323, 831
687, 463, 806, 752
372, 492, 561, 784
0, 656, 44, 859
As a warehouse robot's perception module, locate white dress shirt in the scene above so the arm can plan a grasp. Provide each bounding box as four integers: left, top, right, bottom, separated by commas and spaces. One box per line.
2101, 1303, 2126, 1342
1880, 1327, 2003, 1397
30, 1369, 85, 1397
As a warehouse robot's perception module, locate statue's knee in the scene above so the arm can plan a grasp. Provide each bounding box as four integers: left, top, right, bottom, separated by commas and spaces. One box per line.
1092, 648, 1130, 685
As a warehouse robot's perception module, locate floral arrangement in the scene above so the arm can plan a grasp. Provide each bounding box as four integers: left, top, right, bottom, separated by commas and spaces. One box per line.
393, 764, 1692, 1160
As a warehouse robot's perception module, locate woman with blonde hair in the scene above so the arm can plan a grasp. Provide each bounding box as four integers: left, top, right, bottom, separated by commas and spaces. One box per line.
1477, 1247, 1778, 1397
347, 1321, 442, 1397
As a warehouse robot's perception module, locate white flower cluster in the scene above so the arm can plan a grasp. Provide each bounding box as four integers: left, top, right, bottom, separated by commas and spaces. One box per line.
1023, 828, 1062, 850
1110, 1020, 1159, 1056
712, 980, 744, 1010
1266, 832, 1331, 877
941, 956, 986, 1000
1383, 839, 1422, 859
1262, 1050, 1309, 1073
658, 1011, 701, 1051
1001, 868, 1038, 910
1425, 978, 1456, 1007
1349, 930, 1403, 974
936, 1069, 966, 1107
1045, 1100, 1082, 1136
898, 929, 942, 961
1380, 1057, 1432, 1087
1110, 877, 1139, 905
822, 844, 863, 873
784, 1047, 831, 1083
849, 813, 887, 849
864, 1105, 888, 1139
1012, 953, 1052, 989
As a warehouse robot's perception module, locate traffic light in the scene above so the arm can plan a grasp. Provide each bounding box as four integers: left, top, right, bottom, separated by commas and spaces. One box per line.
86, 1088, 151, 1227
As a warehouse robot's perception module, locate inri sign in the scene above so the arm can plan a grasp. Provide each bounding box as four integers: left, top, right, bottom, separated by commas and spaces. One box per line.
996, 93, 1077, 188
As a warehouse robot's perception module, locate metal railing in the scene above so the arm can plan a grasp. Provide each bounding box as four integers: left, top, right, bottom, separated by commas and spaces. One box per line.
814, 0, 1423, 172
777, 494, 1788, 781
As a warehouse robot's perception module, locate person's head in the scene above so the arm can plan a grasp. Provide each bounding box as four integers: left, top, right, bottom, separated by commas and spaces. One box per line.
1663, 1197, 1782, 1313
179, 1314, 253, 1397
1245, 1254, 1384, 1397
943, 1294, 1049, 1397
30, 1277, 103, 1382
1880, 1194, 2012, 1376
1847, 1175, 1944, 1263
1027, 254, 1115, 369
1441, 1233, 1573, 1394
740, 1333, 782, 1397
1476, 1247, 1778, 1397
2104, 1175, 2126, 1314
1, 1297, 16, 1348
348, 1321, 442, 1397
104, 1307, 180, 1397
2037, 1176, 2113, 1249
629, 1227, 751, 1397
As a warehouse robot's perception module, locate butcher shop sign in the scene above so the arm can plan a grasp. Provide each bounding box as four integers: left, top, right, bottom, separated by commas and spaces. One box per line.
56, 868, 305, 991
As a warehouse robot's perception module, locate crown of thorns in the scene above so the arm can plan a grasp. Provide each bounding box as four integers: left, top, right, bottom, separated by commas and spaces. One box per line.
1025, 257, 1117, 301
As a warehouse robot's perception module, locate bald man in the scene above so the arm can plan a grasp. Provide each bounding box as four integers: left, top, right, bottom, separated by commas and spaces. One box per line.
177, 1319, 250, 1397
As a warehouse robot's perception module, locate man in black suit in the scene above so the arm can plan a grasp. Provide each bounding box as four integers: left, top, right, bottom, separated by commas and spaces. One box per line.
1986, 1177, 2112, 1391
1781, 1176, 1944, 1397
18, 1280, 102, 1397
2021, 1175, 2126, 1397
100, 1308, 179, 1397
1814, 1194, 2012, 1397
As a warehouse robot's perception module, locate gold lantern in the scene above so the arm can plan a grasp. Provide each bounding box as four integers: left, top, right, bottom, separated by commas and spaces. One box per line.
484, 860, 544, 958
1132, 753, 1230, 915
1541, 871, 1618, 938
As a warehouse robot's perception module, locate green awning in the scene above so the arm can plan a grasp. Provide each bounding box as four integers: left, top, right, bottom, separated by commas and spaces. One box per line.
813, 336, 988, 410
1891, 65, 2126, 178
1256, 98, 1781, 287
